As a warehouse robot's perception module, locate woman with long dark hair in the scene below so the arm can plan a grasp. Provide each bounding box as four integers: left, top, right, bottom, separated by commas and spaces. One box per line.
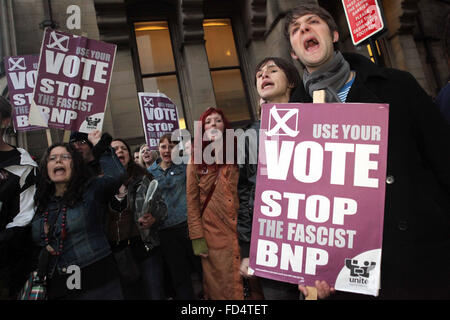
31, 131, 125, 300
186, 107, 243, 300
107, 138, 166, 299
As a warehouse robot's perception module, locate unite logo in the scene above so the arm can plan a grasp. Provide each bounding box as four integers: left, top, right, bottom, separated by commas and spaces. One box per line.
266, 105, 300, 137
85, 116, 101, 129
345, 259, 376, 285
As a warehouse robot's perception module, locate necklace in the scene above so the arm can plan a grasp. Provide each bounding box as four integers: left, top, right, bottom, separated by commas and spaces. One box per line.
43, 205, 67, 256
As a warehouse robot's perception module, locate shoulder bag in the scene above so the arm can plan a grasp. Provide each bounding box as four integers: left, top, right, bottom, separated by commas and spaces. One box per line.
18, 248, 48, 300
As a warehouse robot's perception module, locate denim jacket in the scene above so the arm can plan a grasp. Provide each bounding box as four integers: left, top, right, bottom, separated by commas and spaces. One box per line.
31, 148, 125, 277
148, 159, 187, 229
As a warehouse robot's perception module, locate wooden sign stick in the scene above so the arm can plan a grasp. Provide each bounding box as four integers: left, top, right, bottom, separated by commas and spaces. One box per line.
63, 130, 71, 143
45, 129, 53, 146
313, 90, 326, 103
304, 89, 327, 301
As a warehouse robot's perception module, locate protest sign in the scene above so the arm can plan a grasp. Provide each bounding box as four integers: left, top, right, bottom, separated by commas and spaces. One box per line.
138, 92, 180, 150
4, 55, 42, 131
342, 0, 386, 46
28, 28, 116, 133
249, 103, 389, 296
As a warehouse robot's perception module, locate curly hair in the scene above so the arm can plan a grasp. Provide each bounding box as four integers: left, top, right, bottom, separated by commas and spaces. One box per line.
34, 143, 91, 212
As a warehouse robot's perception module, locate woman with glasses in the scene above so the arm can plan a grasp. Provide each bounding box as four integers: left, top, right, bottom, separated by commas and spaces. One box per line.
31, 130, 126, 300
138, 144, 159, 169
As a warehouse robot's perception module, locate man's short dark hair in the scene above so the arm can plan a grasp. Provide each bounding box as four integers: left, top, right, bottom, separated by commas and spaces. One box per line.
255, 57, 301, 89
284, 4, 339, 52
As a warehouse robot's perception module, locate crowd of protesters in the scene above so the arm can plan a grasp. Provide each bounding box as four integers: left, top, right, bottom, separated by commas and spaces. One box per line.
0, 4, 449, 300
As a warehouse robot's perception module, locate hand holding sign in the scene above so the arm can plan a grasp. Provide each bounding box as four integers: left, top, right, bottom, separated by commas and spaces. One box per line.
239, 258, 253, 279
88, 129, 101, 146
299, 281, 335, 299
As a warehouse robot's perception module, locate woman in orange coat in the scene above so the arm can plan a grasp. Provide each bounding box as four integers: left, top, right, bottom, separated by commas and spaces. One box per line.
186, 107, 243, 300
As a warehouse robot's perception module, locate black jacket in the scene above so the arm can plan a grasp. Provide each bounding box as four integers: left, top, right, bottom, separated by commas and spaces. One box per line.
88, 132, 114, 176
0, 147, 38, 299
237, 120, 260, 258
290, 52, 450, 299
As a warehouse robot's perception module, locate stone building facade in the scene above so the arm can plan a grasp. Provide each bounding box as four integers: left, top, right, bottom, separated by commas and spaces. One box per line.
1, 0, 449, 158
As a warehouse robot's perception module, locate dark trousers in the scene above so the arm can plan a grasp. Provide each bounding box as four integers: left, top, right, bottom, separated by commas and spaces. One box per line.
121, 247, 165, 300
258, 277, 303, 300
159, 222, 202, 300
69, 277, 123, 300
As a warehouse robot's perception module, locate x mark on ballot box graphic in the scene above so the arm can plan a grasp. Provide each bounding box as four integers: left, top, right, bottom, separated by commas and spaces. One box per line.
143, 97, 154, 107
47, 31, 70, 52
266, 105, 300, 137
8, 57, 26, 71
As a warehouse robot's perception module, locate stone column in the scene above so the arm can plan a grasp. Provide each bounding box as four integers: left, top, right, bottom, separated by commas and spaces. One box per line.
177, 0, 216, 132
238, 0, 268, 118
382, 0, 430, 93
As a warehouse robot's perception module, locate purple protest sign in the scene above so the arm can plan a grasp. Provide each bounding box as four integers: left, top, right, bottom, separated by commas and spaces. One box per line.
4, 55, 42, 131
249, 103, 389, 296
138, 92, 180, 150
28, 28, 116, 133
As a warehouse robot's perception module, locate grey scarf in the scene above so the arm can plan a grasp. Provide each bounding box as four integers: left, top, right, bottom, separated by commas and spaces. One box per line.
303, 51, 351, 102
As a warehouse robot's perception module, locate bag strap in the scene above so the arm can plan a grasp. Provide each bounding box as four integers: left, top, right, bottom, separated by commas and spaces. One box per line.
36, 247, 49, 281
201, 166, 223, 215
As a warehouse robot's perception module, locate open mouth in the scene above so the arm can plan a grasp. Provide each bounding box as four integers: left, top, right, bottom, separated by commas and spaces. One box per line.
53, 167, 66, 175
304, 36, 319, 51
261, 81, 274, 90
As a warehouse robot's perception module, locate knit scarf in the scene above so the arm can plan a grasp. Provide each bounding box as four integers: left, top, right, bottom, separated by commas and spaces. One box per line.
302, 51, 351, 102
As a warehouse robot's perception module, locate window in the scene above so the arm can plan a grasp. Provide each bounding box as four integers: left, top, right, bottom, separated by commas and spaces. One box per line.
203, 19, 251, 124
134, 21, 185, 128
